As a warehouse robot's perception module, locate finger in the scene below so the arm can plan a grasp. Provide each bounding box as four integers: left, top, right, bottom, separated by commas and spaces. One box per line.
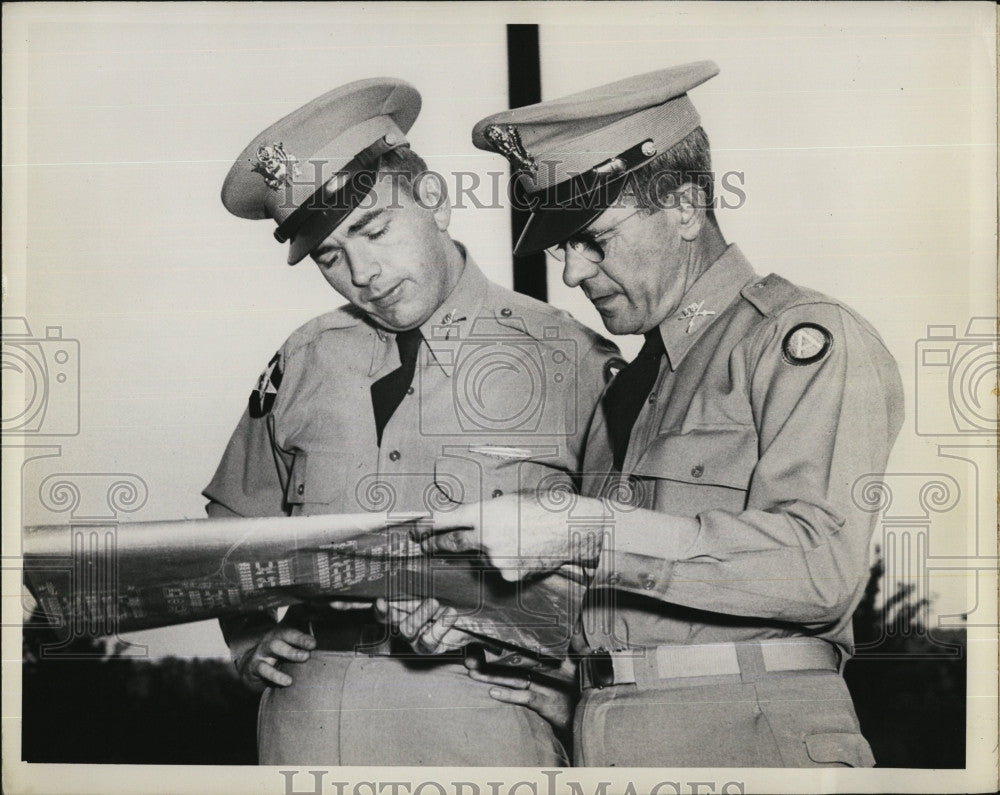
272, 627, 317, 650
487, 687, 533, 706
499, 564, 528, 582
467, 667, 531, 689
375, 598, 424, 622
267, 638, 312, 662
328, 599, 372, 610
421, 504, 478, 537
256, 660, 293, 687
397, 600, 438, 640
421, 529, 481, 555
415, 608, 466, 653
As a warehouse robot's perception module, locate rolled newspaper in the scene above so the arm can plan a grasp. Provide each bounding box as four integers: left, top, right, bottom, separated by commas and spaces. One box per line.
22, 512, 581, 658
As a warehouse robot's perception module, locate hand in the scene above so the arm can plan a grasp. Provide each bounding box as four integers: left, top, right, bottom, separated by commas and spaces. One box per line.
235, 625, 317, 693
465, 655, 577, 733
419, 493, 606, 581
374, 597, 476, 655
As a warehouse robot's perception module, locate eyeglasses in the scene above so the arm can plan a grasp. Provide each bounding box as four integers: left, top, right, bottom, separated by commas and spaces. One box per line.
545, 209, 647, 264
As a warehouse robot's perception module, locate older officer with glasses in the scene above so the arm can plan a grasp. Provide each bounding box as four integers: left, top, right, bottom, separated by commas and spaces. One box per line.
425, 61, 904, 767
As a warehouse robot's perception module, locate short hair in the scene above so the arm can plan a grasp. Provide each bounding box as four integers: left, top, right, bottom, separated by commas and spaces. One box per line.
378, 145, 430, 199
624, 126, 716, 222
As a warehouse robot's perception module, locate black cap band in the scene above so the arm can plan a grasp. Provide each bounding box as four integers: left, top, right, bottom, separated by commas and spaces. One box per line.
273, 134, 401, 245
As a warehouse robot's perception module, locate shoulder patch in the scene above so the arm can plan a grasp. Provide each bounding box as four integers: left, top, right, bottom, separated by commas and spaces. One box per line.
782, 323, 832, 366
248, 351, 283, 418
604, 356, 627, 384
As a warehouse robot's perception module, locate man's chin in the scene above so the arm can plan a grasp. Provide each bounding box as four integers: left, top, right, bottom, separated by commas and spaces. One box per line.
369, 305, 432, 334
597, 313, 642, 336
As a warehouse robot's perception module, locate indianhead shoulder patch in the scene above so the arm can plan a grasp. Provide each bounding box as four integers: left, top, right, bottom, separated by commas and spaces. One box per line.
604, 356, 628, 384
248, 351, 283, 418
781, 323, 833, 366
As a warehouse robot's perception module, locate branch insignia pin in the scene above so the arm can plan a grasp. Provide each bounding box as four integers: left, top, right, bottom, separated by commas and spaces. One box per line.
678, 300, 716, 333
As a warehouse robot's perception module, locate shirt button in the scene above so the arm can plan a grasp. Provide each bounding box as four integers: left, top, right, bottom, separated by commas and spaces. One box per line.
500, 307, 512, 317
406, 386, 414, 395
389, 450, 401, 462
643, 579, 656, 590
647, 391, 657, 404
296, 484, 305, 496
754, 281, 766, 289
691, 465, 704, 478
509, 654, 522, 665
491, 489, 503, 498
606, 572, 621, 585
443, 312, 453, 324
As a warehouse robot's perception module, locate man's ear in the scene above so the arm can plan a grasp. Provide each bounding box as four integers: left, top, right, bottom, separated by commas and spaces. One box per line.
415, 173, 451, 231
675, 182, 709, 242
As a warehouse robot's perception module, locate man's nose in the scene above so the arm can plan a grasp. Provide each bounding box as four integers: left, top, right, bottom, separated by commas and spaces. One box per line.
561, 245, 599, 288
346, 246, 381, 288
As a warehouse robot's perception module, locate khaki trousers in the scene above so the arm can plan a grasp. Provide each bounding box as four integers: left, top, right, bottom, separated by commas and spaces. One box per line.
574, 671, 875, 767
258, 652, 566, 766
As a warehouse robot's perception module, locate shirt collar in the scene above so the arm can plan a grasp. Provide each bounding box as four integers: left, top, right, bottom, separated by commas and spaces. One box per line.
657, 244, 757, 370
420, 242, 490, 375
367, 241, 487, 377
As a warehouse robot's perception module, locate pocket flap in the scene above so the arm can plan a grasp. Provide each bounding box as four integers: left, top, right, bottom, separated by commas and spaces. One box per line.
632, 427, 757, 490
286, 451, 347, 505
804, 732, 876, 767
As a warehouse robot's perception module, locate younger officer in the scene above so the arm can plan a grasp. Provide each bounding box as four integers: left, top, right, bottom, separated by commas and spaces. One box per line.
427, 62, 905, 767
205, 78, 617, 765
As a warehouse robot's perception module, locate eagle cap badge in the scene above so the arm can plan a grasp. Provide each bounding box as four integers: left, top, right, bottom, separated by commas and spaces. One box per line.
483, 124, 538, 177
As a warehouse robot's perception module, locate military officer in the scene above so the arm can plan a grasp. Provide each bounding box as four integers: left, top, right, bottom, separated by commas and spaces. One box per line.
426, 62, 905, 767
204, 78, 618, 765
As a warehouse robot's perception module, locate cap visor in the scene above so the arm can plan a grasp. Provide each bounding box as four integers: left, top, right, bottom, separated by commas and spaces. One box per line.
512, 175, 628, 257
514, 205, 603, 258
287, 173, 377, 265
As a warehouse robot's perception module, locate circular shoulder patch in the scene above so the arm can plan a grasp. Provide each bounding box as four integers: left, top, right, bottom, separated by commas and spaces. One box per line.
782, 323, 833, 366
604, 356, 627, 384
248, 351, 284, 418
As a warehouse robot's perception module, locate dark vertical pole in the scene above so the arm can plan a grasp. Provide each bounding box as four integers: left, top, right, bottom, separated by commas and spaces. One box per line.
505, 24, 547, 302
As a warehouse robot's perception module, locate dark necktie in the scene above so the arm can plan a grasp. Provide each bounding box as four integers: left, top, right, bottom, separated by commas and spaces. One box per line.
370, 328, 422, 447
602, 330, 666, 471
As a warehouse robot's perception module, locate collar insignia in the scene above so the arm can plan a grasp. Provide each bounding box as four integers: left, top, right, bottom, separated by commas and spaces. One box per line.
250, 142, 300, 190
678, 300, 716, 334
483, 124, 538, 177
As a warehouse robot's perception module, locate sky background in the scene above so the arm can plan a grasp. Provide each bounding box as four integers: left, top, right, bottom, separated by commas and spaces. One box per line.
3, 2, 995, 670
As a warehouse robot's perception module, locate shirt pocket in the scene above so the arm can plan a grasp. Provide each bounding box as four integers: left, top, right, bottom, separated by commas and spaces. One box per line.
804, 731, 876, 767
630, 426, 757, 513
432, 448, 574, 508
285, 450, 357, 515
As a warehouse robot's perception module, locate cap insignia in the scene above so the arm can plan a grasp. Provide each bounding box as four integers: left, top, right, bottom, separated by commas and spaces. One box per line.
483, 124, 538, 177
250, 142, 300, 191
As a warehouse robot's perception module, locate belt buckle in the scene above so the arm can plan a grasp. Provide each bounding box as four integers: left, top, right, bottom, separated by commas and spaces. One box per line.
585, 650, 615, 689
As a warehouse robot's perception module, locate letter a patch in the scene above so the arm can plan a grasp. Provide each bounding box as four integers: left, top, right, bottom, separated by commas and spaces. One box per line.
782, 323, 832, 366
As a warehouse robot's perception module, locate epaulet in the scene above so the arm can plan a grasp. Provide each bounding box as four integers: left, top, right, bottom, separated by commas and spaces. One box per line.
740, 273, 834, 318
282, 304, 365, 356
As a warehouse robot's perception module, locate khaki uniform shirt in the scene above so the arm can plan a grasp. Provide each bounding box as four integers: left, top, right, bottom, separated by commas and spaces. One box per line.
580, 245, 904, 662
205, 251, 617, 642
